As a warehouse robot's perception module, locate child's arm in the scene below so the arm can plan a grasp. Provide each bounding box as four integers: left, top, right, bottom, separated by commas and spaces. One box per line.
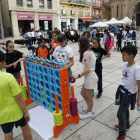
66, 57, 74, 69
16, 54, 25, 63
100, 52, 111, 63
13, 54, 25, 68
137, 80, 140, 107
49, 46, 56, 55
72, 59, 90, 79
14, 93, 30, 123
4, 63, 14, 68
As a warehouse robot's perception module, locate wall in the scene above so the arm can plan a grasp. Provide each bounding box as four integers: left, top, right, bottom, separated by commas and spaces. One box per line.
1, 0, 58, 37
1, 0, 12, 37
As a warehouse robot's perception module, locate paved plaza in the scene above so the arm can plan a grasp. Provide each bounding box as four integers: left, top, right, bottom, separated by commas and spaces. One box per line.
1, 41, 140, 140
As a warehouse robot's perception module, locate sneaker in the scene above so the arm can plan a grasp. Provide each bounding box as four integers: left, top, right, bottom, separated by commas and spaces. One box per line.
79, 112, 92, 120
96, 93, 102, 99
115, 124, 130, 131
116, 132, 126, 140
93, 92, 95, 96
82, 107, 94, 114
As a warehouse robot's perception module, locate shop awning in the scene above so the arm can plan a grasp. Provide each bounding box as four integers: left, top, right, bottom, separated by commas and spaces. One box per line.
79, 18, 94, 22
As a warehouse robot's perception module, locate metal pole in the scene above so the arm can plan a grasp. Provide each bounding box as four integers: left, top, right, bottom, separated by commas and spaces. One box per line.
0, 0, 4, 39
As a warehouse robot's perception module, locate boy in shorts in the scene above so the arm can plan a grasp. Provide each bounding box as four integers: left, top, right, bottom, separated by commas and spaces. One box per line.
115, 45, 140, 140
0, 50, 32, 140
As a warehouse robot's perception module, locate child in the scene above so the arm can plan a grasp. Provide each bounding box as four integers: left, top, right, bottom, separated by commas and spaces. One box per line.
49, 31, 60, 55
0, 50, 33, 140
72, 37, 98, 119
53, 33, 74, 97
53, 33, 74, 76
115, 45, 140, 140
117, 30, 123, 52
104, 31, 111, 52
4, 40, 25, 84
92, 38, 111, 98
36, 38, 50, 59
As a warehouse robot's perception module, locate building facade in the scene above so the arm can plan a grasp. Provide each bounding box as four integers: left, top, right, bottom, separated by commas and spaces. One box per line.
91, 0, 103, 22
104, 0, 140, 27
58, 0, 92, 32
1, 0, 57, 37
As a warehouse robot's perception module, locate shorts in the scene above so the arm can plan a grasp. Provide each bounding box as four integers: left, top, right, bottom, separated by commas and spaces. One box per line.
1, 116, 27, 134
11, 71, 21, 79
84, 71, 98, 89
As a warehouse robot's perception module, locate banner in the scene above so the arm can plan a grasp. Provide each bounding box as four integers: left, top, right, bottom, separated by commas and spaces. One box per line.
44, 21, 48, 30
30, 23, 34, 29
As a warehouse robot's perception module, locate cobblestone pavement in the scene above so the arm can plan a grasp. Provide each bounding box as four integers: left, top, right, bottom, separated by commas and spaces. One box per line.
1, 41, 140, 140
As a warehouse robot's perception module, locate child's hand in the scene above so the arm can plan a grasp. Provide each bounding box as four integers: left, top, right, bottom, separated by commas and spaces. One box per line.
71, 75, 79, 80
53, 46, 56, 50
24, 115, 31, 123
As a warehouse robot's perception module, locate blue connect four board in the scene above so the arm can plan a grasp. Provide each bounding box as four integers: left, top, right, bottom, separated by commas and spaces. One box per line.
25, 56, 65, 113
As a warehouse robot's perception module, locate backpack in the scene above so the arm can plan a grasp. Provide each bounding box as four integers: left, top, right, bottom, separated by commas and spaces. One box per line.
132, 31, 136, 39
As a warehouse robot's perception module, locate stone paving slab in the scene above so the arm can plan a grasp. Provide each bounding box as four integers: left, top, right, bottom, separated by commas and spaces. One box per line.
94, 104, 138, 130
78, 96, 114, 118
65, 120, 133, 140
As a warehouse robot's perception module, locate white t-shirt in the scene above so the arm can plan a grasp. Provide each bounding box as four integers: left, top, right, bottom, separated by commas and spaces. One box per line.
37, 32, 42, 38
31, 31, 35, 37
121, 62, 140, 94
82, 51, 96, 71
122, 31, 127, 37
70, 31, 74, 35
110, 33, 114, 41
27, 32, 31, 37
53, 45, 73, 67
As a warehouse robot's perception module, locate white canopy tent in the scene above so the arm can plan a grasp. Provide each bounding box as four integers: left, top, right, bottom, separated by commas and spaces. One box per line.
120, 17, 132, 24
105, 20, 127, 25
89, 22, 109, 28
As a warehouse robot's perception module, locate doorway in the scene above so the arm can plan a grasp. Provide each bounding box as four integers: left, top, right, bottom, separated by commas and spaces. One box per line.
61, 22, 67, 32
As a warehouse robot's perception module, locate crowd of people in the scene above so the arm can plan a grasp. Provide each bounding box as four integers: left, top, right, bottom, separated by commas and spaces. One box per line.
1, 25, 140, 140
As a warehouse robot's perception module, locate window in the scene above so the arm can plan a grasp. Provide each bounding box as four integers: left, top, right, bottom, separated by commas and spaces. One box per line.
117, 6, 119, 17
27, 0, 32, 7
61, 5, 66, 14
39, 0, 44, 8
47, 0, 52, 9
71, 6, 75, 15
79, 7, 82, 15
86, 8, 89, 16
16, 0, 22, 6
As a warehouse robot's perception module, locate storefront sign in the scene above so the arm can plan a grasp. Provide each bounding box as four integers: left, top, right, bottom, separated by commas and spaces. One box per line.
39, 15, 52, 20
17, 14, 34, 20
44, 21, 48, 30
30, 23, 34, 29
61, 19, 67, 22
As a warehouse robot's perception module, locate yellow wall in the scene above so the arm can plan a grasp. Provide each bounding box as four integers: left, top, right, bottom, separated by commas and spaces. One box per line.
60, 0, 91, 17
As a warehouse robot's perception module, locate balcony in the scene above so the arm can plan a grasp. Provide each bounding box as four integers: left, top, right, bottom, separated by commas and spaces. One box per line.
71, 10, 76, 15
86, 12, 90, 16
79, 11, 83, 16
61, 10, 67, 15
60, 0, 90, 6
92, 14, 102, 19
103, 0, 110, 8
93, 3, 103, 9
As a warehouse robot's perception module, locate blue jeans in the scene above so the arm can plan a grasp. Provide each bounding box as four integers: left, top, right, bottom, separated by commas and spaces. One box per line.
28, 37, 32, 46
93, 33, 96, 39
132, 38, 137, 47
117, 92, 132, 133
49, 38, 53, 44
